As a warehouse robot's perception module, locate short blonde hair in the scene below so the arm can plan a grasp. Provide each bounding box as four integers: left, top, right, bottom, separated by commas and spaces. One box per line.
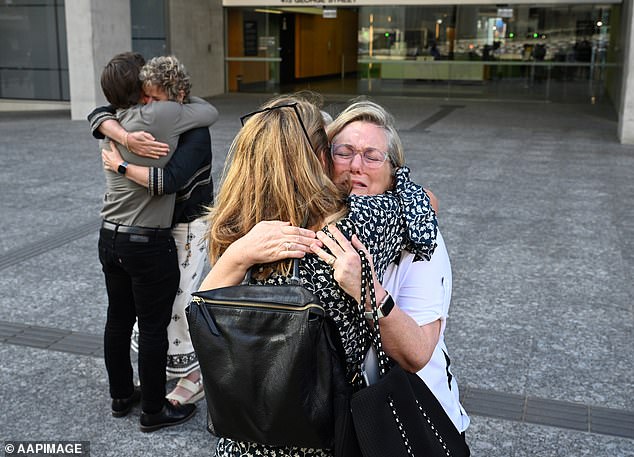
327, 98, 405, 167
206, 94, 347, 275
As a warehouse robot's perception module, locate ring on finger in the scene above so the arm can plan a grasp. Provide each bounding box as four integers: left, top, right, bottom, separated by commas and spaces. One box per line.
326, 256, 336, 266
284, 242, 291, 251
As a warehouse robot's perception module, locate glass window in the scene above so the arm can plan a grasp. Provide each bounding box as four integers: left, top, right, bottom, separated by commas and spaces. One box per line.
0, 0, 68, 100
226, 8, 282, 92
356, 3, 615, 103
131, 0, 167, 59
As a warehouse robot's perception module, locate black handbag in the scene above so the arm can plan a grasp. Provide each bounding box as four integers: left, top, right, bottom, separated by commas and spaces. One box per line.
349, 252, 470, 457
186, 256, 347, 449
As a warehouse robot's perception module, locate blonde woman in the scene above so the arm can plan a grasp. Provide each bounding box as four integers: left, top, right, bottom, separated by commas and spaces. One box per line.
198, 94, 437, 456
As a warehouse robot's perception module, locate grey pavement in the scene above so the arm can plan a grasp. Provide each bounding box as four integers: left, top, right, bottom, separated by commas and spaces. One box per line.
0, 93, 633, 456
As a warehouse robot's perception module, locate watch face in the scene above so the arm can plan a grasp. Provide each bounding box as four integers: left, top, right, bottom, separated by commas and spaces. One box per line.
118, 162, 127, 174
381, 295, 395, 317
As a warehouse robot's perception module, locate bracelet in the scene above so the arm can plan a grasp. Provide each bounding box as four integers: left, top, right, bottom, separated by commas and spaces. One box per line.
123, 132, 130, 150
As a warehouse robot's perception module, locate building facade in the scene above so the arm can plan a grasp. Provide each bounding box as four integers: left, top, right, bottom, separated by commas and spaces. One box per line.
1, 0, 633, 143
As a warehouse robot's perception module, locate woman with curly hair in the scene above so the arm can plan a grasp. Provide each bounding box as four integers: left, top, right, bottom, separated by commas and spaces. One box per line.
91, 54, 217, 428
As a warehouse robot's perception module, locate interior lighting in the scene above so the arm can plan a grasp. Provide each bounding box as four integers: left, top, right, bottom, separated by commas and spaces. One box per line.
437, 19, 443, 24
596, 20, 603, 27
254, 8, 282, 14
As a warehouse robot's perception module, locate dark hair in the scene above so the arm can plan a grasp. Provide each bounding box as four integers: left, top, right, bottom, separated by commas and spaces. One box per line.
100, 52, 146, 109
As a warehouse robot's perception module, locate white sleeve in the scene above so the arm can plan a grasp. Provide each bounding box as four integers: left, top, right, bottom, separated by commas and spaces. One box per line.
382, 231, 452, 327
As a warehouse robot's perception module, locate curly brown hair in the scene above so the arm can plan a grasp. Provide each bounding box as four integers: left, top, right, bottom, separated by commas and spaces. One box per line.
139, 55, 192, 102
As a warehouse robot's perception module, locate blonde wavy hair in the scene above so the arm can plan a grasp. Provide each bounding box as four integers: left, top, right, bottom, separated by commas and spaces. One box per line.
139, 55, 191, 102
206, 94, 348, 276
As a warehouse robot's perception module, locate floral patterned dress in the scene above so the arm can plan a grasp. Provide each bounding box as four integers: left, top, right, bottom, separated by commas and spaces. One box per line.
215, 168, 437, 457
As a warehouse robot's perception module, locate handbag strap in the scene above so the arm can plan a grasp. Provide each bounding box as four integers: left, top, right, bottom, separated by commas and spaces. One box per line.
358, 251, 391, 376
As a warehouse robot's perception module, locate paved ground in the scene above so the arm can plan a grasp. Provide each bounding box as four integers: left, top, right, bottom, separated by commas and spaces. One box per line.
1, 93, 633, 456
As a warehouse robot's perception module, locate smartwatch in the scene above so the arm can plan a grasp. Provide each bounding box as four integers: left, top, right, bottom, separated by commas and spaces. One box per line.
117, 161, 129, 175
364, 292, 395, 320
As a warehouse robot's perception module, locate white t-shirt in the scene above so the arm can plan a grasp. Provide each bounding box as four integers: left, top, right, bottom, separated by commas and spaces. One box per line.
382, 231, 470, 433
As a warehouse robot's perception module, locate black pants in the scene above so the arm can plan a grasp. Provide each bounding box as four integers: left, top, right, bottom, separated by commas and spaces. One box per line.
98, 226, 179, 413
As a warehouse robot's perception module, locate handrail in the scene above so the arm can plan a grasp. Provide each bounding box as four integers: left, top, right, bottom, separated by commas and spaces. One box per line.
225, 57, 282, 62
357, 58, 619, 68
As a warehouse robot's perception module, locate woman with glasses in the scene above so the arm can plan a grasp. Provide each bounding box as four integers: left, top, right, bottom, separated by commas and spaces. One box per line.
198, 93, 437, 457
201, 98, 470, 449
325, 100, 470, 440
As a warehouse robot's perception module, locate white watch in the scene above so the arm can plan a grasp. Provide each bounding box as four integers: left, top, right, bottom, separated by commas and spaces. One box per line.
364, 292, 395, 320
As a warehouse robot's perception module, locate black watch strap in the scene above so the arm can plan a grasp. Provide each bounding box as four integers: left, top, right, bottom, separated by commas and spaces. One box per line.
117, 161, 129, 175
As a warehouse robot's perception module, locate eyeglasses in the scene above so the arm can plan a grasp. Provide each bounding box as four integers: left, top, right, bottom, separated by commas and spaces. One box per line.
330, 144, 389, 168
240, 102, 314, 152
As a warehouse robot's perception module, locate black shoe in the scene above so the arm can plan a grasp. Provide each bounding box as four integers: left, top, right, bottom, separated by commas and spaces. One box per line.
111, 385, 141, 418
139, 401, 196, 432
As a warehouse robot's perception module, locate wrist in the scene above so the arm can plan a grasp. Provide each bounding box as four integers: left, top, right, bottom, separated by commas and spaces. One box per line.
365, 290, 395, 320
224, 242, 254, 273
117, 161, 129, 175
366, 286, 387, 312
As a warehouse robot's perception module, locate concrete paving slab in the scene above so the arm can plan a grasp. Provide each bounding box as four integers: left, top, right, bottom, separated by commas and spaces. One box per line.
0, 94, 633, 455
